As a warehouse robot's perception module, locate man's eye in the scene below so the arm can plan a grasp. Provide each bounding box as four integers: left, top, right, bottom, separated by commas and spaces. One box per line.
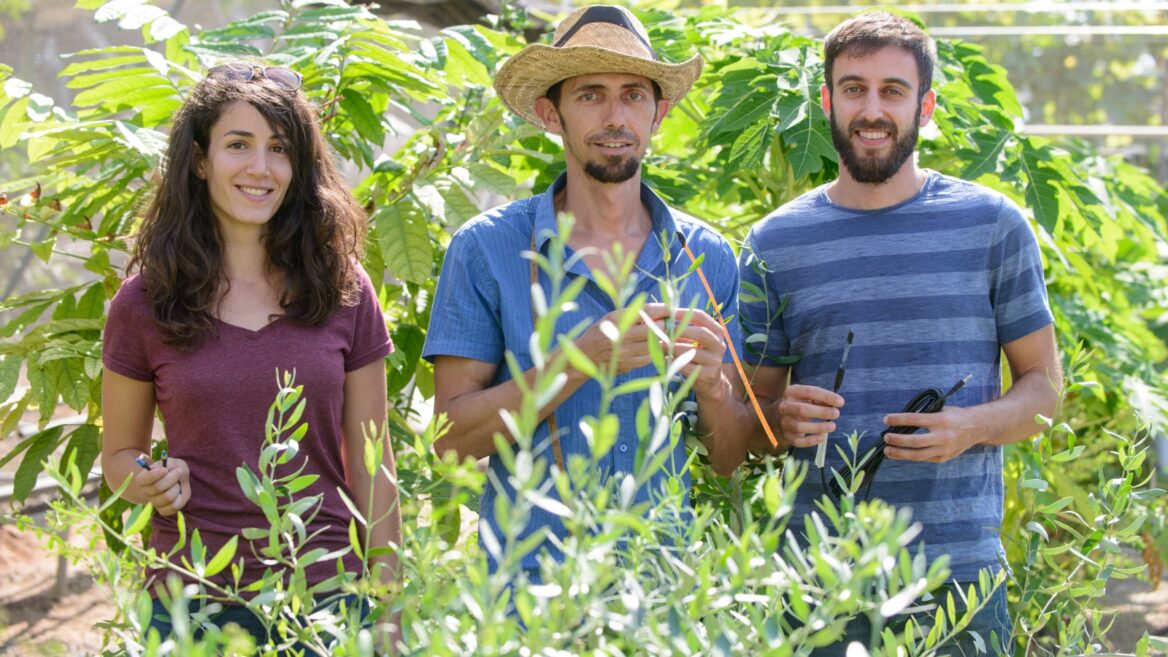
628, 91, 644, 101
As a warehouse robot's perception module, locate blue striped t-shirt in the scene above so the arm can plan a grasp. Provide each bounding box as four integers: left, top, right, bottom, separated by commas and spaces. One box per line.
739, 170, 1053, 581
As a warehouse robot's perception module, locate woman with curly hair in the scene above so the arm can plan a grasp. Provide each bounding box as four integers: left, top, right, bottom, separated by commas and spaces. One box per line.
100, 63, 399, 648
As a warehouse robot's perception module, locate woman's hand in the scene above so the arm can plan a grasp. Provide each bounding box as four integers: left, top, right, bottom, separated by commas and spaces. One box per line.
135, 456, 190, 516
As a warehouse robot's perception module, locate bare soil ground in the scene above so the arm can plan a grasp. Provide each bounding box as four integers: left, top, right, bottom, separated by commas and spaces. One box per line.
0, 523, 112, 657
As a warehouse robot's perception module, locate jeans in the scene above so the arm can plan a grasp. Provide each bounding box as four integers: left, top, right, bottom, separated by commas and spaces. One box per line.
147, 594, 369, 656
808, 582, 1012, 657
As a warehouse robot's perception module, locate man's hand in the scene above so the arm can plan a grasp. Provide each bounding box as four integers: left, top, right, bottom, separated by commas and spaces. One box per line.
660, 307, 728, 399
881, 405, 980, 462
573, 304, 727, 396
775, 384, 843, 450
574, 305, 667, 376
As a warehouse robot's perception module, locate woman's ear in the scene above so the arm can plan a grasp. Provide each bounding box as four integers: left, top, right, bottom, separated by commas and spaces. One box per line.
194, 144, 207, 180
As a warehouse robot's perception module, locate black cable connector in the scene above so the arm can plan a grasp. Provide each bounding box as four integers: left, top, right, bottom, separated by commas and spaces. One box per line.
827, 374, 972, 499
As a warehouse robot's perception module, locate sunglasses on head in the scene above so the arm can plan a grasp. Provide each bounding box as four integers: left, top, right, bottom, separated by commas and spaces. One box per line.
207, 64, 302, 91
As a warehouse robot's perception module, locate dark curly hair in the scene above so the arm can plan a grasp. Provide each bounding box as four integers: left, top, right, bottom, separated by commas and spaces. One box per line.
824, 12, 936, 101
130, 66, 366, 349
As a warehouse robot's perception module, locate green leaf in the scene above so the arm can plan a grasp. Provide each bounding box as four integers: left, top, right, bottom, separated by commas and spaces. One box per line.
1019, 140, 1062, 234
75, 284, 106, 320
428, 177, 480, 227
706, 85, 775, 137
3, 76, 32, 100
1038, 495, 1074, 515
59, 49, 148, 75
184, 41, 263, 58
0, 355, 19, 402
116, 3, 166, 30
458, 163, 517, 197
112, 121, 167, 157
340, 93, 385, 145
385, 324, 425, 396
727, 119, 772, 172
42, 356, 90, 411
26, 93, 53, 122
779, 94, 834, 178
285, 474, 320, 495
558, 339, 598, 379
372, 203, 432, 284
60, 424, 101, 482
958, 130, 1010, 180
13, 426, 65, 501
966, 59, 1022, 118
148, 15, 186, 41
0, 97, 30, 148
203, 536, 238, 578
441, 36, 492, 88
298, 5, 368, 21
124, 503, 154, 535
348, 518, 364, 561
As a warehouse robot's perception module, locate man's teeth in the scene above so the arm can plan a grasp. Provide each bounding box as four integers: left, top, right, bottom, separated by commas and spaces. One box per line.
599, 142, 626, 147
859, 131, 888, 139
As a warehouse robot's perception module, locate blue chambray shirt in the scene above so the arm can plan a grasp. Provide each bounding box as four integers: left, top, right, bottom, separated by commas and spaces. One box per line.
423, 174, 742, 574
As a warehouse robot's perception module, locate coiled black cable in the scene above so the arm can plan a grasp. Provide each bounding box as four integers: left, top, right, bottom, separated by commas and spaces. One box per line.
826, 374, 971, 500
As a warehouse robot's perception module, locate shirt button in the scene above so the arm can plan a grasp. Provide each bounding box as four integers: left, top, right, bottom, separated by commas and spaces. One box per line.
618, 444, 629, 454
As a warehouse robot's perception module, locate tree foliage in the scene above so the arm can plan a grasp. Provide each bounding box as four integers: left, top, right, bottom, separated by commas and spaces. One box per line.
0, 1, 1165, 655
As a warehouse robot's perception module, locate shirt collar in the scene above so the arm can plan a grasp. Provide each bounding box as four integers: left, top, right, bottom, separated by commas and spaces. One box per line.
533, 173, 681, 251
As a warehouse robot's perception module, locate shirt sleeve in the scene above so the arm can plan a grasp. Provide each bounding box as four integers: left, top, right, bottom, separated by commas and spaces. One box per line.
422, 225, 505, 364
102, 276, 155, 382
345, 267, 393, 372
989, 197, 1054, 344
738, 232, 791, 366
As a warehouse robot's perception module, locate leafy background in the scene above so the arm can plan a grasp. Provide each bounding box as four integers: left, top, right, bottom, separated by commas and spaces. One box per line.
0, 0, 1165, 655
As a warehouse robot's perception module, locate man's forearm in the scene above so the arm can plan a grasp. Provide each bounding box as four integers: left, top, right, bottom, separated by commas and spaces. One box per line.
972, 367, 1062, 447
434, 362, 589, 462
746, 395, 792, 455
694, 370, 751, 475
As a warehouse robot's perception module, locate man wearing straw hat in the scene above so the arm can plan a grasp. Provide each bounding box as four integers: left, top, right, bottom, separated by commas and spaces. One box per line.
423, 5, 751, 579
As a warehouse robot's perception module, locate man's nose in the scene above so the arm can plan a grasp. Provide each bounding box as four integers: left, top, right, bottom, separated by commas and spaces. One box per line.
859, 90, 884, 121
602, 98, 628, 129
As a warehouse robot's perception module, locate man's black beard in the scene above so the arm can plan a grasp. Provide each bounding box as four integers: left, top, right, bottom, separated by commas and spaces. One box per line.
830, 102, 920, 184
584, 155, 642, 184
561, 118, 644, 184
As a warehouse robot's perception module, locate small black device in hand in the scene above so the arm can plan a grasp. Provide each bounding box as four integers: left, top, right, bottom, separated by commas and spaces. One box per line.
827, 374, 972, 500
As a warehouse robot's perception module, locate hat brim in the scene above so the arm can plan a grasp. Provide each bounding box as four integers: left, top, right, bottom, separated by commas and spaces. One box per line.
494, 44, 703, 129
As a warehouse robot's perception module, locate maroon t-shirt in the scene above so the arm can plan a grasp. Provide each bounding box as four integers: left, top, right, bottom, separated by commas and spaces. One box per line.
102, 268, 392, 593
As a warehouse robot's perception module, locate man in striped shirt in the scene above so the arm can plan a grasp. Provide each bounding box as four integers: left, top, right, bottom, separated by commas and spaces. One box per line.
739, 12, 1061, 655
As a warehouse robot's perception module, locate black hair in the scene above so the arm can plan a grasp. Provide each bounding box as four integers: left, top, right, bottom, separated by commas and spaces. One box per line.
824, 12, 936, 100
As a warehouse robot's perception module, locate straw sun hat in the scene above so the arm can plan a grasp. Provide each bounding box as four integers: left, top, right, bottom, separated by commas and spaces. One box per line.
493, 5, 703, 129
